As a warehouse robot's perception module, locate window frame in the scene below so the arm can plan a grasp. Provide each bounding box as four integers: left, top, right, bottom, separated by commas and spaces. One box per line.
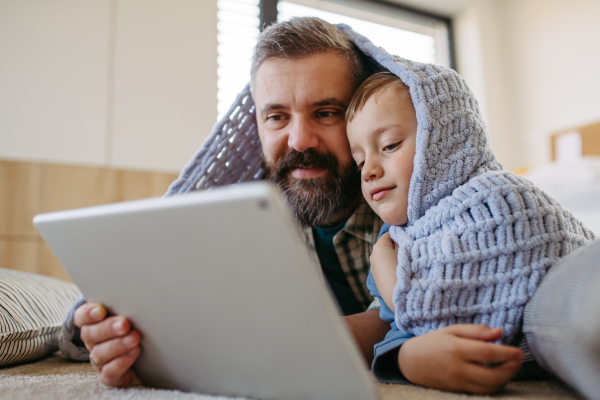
259, 0, 455, 70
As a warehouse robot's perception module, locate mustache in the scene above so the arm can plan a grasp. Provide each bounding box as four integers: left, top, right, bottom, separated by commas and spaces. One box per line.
272, 149, 338, 177
263, 148, 362, 228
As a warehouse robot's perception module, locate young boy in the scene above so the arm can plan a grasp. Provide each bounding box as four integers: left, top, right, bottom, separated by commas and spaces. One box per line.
345, 71, 595, 394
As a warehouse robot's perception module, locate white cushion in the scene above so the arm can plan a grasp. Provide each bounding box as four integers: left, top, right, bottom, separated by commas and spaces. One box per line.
523, 239, 600, 399
0, 268, 81, 366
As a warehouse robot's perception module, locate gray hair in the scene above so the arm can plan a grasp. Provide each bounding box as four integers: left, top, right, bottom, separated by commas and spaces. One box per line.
250, 17, 370, 89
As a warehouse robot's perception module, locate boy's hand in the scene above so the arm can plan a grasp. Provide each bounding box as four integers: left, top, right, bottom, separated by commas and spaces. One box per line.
398, 324, 524, 394
74, 303, 142, 387
370, 232, 398, 311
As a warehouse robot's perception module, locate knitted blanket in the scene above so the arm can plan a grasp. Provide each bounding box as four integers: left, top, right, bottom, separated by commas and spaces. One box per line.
390, 172, 593, 343
336, 26, 595, 344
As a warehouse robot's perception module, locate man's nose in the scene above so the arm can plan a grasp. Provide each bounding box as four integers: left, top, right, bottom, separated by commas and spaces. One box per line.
287, 117, 319, 152
361, 158, 382, 182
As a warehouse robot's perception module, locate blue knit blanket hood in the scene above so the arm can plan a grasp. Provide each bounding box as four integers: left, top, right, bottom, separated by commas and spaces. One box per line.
337, 25, 595, 343
167, 24, 595, 344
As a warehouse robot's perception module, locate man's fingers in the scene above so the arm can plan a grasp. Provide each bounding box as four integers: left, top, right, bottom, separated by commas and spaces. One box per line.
90, 331, 141, 368
458, 338, 524, 364
80, 316, 132, 350
74, 303, 107, 328
464, 360, 522, 394
98, 347, 141, 388
446, 324, 503, 342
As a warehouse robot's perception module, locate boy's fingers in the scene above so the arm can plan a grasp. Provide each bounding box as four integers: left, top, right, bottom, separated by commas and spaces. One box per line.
98, 347, 141, 388
74, 303, 107, 328
80, 316, 132, 350
376, 232, 395, 249
465, 360, 522, 393
446, 324, 503, 341
459, 338, 524, 364
90, 331, 141, 368
383, 232, 397, 249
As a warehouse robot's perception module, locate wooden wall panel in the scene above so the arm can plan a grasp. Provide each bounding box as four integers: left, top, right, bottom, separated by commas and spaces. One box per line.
39, 243, 73, 282
0, 160, 41, 235
0, 159, 178, 282
120, 170, 177, 200
0, 239, 38, 274
41, 165, 122, 213
40, 164, 178, 213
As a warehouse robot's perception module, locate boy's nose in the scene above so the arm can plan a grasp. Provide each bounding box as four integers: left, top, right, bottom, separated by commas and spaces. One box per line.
287, 117, 319, 152
361, 159, 382, 181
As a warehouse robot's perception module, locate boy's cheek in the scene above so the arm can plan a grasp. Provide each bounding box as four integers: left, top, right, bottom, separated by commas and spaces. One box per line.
361, 185, 379, 216
360, 184, 370, 202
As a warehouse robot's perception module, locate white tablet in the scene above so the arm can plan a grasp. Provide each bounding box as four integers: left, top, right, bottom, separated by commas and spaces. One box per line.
34, 182, 380, 400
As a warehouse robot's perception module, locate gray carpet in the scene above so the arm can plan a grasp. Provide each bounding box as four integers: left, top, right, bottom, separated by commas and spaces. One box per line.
0, 353, 582, 400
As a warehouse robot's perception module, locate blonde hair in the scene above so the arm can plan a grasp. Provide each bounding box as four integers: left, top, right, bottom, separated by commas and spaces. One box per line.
346, 72, 411, 122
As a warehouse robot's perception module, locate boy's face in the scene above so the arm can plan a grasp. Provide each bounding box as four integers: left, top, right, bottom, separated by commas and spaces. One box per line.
347, 87, 417, 226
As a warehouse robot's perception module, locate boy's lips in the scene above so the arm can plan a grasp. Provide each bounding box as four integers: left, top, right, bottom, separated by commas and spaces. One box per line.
370, 186, 395, 201
291, 167, 326, 179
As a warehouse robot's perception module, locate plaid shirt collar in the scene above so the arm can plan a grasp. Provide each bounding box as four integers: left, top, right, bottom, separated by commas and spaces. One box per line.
302, 197, 383, 310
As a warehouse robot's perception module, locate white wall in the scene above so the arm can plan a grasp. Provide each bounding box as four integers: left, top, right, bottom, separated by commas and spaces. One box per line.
0, 0, 217, 173
504, 0, 600, 168
454, 0, 600, 170
0, 0, 110, 166
4, 0, 599, 173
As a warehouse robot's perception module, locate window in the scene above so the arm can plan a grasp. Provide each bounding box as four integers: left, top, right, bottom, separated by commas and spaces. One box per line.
217, 0, 260, 120
217, 0, 454, 120
277, 1, 451, 67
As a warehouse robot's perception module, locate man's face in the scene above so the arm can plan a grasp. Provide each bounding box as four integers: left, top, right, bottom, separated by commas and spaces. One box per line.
252, 52, 361, 228
346, 87, 417, 226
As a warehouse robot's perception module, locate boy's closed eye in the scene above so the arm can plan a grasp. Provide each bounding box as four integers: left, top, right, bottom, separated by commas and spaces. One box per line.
351, 139, 404, 170
382, 141, 402, 152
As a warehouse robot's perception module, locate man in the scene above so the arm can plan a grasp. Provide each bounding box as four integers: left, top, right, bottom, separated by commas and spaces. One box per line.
71, 17, 390, 387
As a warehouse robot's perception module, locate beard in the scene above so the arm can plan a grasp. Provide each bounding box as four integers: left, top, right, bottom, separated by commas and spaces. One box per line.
263, 148, 362, 229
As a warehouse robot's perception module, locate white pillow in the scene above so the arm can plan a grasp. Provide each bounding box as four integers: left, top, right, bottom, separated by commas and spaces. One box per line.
523, 239, 600, 400
0, 268, 81, 366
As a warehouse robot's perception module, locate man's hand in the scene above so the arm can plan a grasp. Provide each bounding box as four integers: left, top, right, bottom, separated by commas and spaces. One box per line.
370, 232, 398, 311
74, 303, 142, 387
398, 324, 524, 394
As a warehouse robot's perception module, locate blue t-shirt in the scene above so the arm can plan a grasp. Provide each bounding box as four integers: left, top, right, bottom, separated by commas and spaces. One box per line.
313, 222, 364, 316
369, 223, 414, 383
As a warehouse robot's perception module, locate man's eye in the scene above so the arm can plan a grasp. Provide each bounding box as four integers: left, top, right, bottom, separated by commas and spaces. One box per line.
317, 111, 338, 118
267, 115, 282, 121
383, 142, 401, 151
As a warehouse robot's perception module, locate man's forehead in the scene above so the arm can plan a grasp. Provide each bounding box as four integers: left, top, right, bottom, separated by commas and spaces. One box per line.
252, 54, 356, 111
257, 51, 352, 71
254, 54, 354, 86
